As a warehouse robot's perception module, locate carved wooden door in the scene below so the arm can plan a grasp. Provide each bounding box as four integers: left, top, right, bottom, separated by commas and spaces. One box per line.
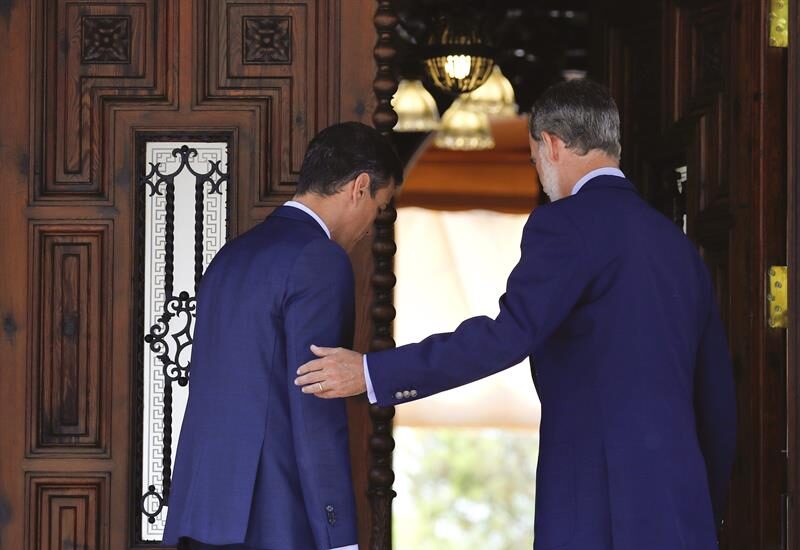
597, 0, 788, 548
0, 1, 382, 548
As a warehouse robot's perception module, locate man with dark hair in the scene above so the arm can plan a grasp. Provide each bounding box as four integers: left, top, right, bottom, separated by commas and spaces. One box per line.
163, 122, 400, 550
296, 80, 737, 550
297, 121, 405, 198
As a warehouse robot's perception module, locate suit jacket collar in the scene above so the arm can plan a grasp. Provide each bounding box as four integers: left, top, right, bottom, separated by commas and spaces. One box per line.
577, 174, 638, 194
270, 205, 329, 238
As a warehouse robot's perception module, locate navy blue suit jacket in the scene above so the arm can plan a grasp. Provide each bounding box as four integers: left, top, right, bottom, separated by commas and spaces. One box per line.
163, 206, 358, 550
368, 175, 737, 550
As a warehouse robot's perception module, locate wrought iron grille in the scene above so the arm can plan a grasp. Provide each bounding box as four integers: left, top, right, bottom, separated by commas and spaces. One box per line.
135, 141, 229, 542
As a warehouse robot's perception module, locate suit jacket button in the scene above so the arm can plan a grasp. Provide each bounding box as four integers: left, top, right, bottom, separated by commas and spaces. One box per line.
410, 390, 418, 397
395, 391, 404, 399
403, 390, 411, 398
326, 504, 336, 525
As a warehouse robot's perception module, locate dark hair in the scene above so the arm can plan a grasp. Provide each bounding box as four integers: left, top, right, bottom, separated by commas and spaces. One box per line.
296, 122, 403, 196
529, 79, 621, 159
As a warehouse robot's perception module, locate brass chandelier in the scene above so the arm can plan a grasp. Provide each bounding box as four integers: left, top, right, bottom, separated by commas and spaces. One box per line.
423, 15, 496, 95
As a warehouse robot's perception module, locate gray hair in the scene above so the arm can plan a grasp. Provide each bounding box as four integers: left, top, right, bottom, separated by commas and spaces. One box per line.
529, 79, 622, 160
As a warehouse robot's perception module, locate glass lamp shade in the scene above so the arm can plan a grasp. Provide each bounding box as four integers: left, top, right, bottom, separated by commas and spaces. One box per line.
391, 80, 441, 132
434, 97, 495, 151
462, 65, 518, 116
423, 17, 495, 94
562, 69, 588, 81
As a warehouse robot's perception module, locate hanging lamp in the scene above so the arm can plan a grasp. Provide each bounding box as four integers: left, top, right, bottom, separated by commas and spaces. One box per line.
423, 15, 495, 95
391, 79, 441, 132
462, 65, 518, 116
434, 97, 495, 151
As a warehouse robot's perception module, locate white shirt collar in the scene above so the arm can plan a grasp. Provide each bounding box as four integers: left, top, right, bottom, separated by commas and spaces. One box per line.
284, 201, 331, 239
571, 167, 626, 195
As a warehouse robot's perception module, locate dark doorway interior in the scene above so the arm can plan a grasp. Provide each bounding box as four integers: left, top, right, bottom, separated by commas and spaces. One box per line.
385, 2, 790, 549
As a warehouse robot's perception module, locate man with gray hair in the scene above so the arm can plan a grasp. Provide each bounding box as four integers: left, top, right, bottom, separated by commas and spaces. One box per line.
296, 79, 737, 550
528, 78, 622, 201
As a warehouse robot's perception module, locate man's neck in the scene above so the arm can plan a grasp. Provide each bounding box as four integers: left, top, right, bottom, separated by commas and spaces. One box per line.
561, 154, 620, 196
291, 194, 340, 236
292, 193, 345, 246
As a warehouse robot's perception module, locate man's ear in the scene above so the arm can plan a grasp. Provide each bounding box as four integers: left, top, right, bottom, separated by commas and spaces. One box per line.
540, 131, 561, 163
353, 172, 371, 201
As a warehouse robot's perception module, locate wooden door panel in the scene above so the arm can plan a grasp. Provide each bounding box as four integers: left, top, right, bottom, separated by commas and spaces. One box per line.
200, 0, 341, 201
26, 474, 110, 550
30, 0, 170, 202
28, 222, 113, 456
599, 0, 788, 548
0, 1, 381, 548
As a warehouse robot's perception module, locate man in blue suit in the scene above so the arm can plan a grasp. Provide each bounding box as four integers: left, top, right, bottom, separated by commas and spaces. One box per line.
295, 80, 737, 550
163, 122, 402, 550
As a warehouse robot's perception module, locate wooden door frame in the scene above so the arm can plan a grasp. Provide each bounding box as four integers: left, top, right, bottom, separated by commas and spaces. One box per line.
787, 0, 800, 547
366, 3, 400, 550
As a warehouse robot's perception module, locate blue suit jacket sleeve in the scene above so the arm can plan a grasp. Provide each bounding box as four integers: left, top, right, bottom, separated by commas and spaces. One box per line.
694, 278, 737, 526
284, 239, 358, 550
367, 206, 589, 405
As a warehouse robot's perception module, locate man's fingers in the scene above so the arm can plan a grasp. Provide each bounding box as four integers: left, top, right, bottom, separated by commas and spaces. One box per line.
300, 383, 341, 399
294, 370, 326, 387
296, 357, 329, 376
301, 386, 339, 398
309, 344, 339, 357
295, 348, 363, 398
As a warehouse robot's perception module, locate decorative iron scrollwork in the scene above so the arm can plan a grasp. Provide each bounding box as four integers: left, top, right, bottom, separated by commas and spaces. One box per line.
143, 145, 227, 198
137, 143, 229, 537
140, 484, 165, 525
144, 291, 197, 387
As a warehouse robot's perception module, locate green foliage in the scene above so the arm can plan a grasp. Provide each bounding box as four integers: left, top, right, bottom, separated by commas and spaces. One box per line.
393, 427, 538, 550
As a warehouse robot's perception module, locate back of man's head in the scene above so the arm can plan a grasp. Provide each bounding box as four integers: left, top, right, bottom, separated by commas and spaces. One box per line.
297, 122, 403, 197
529, 79, 621, 160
